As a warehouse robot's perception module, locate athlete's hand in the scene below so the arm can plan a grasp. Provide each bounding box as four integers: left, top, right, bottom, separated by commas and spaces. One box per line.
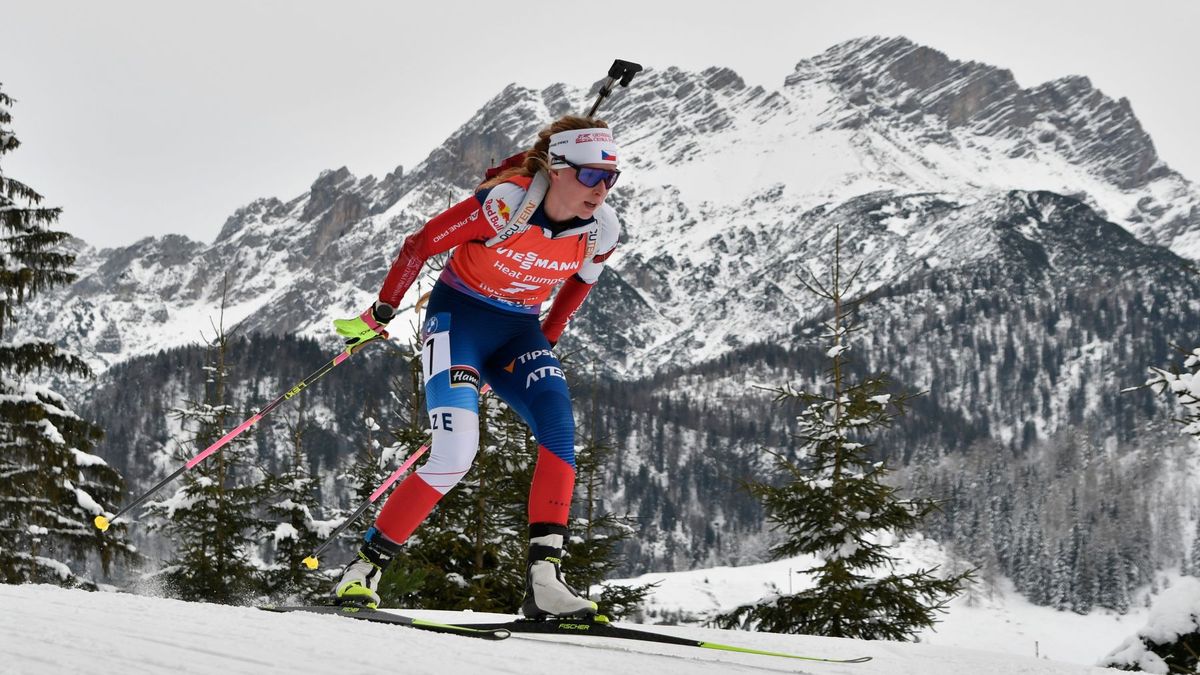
334, 302, 395, 347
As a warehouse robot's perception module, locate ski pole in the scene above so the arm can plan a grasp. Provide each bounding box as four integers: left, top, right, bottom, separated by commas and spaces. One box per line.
301, 443, 426, 570
302, 383, 491, 570
585, 58, 643, 118
94, 336, 386, 532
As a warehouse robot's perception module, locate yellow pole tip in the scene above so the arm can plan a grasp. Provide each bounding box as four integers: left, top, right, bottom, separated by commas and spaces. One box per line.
94, 515, 110, 532
303, 557, 319, 570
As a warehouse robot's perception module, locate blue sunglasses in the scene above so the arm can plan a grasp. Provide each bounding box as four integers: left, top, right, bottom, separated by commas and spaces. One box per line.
552, 154, 620, 189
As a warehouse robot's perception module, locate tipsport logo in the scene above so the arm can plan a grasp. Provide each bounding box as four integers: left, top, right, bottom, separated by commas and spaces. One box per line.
503, 349, 553, 373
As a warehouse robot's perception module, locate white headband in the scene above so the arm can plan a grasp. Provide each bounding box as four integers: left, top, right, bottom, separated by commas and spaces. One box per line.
547, 127, 619, 169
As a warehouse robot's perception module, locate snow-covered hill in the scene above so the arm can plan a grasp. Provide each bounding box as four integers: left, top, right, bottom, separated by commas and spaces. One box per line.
0, 583, 1112, 674
606, 535, 1154, 668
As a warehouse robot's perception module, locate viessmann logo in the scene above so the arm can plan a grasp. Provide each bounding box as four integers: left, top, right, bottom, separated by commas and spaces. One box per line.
494, 247, 580, 273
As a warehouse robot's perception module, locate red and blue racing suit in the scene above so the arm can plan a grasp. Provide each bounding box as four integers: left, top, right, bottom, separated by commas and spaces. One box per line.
369, 175, 620, 544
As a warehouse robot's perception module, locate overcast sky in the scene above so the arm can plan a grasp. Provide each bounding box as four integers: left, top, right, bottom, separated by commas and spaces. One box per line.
3, 0, 1197, 249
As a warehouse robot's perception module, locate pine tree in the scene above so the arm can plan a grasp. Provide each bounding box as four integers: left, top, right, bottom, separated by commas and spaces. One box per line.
1148, 346, 1200, 444
563, 361, 654, 619
715, 224, 971, 640
1188, 517, 1200, 579
1111, 346, 1200, 667
143, 286, 269, 603
0, 83, 136, 586
262, 409, 329, 603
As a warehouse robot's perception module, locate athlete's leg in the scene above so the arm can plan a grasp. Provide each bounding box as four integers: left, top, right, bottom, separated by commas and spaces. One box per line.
336, 286, 522, 606
483, 331, 596, 617
373, 293, 490, 544
482, 336, 577, 525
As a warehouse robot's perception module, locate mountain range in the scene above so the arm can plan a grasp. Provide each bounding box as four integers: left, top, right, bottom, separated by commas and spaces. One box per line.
26, 36, 1200, 606
35, 35, 1199, 378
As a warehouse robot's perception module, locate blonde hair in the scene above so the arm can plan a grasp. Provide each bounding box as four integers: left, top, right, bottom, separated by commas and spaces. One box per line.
479, 115, 609, 190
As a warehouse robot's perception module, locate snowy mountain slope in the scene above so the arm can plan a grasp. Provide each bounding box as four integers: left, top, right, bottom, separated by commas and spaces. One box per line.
25, 36, 1200, 382
0, 583, 1112, 674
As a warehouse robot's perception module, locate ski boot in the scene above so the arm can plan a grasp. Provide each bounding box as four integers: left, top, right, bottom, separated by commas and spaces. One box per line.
520, 523, 599, 620
333, 528, 401, 609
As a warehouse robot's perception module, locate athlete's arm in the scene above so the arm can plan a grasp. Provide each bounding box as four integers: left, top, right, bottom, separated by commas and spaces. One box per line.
541, 274, 598, 346
377, 188, 515, 307
541, 204, 621, 346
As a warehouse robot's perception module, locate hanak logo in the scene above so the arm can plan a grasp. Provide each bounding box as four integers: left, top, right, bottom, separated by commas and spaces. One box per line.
449, 366, 480, 389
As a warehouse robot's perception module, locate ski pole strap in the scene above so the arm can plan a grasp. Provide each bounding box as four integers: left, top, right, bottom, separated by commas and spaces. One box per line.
484, 171, 549, 248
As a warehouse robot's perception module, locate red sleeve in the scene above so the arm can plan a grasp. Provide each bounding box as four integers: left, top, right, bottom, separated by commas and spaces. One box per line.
377, 195, 492, 306
541, 275, 594, 345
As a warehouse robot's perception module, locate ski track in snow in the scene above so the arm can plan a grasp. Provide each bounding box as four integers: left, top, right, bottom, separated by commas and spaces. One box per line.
0, 585, 1111, 675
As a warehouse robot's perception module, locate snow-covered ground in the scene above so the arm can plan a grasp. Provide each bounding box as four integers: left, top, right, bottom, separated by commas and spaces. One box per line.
0, 583, 1112, 675
1, 534, 1163, 673
607, 536, 1149, 668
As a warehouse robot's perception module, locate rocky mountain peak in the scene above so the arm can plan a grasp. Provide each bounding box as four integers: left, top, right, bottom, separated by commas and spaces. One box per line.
790, 36, 1165, 190
215, 197, 287, 243
986, 190, 1175, 276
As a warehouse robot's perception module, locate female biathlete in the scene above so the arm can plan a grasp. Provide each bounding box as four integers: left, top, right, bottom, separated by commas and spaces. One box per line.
330, 115, 621, 619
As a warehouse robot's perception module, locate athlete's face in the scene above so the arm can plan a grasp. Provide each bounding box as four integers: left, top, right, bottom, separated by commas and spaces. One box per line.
546, 163, 612, 222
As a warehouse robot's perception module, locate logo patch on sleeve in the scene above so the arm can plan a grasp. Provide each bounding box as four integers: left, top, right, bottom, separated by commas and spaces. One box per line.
449, 365, 480, 390
484, 197, 511, 230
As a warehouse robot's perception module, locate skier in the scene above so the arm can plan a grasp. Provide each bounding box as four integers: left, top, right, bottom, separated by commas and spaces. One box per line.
329, 115, 621, 619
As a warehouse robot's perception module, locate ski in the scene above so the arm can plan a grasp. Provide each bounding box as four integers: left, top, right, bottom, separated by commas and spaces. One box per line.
259, 605, 511, 641
450, 616, 872, 663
